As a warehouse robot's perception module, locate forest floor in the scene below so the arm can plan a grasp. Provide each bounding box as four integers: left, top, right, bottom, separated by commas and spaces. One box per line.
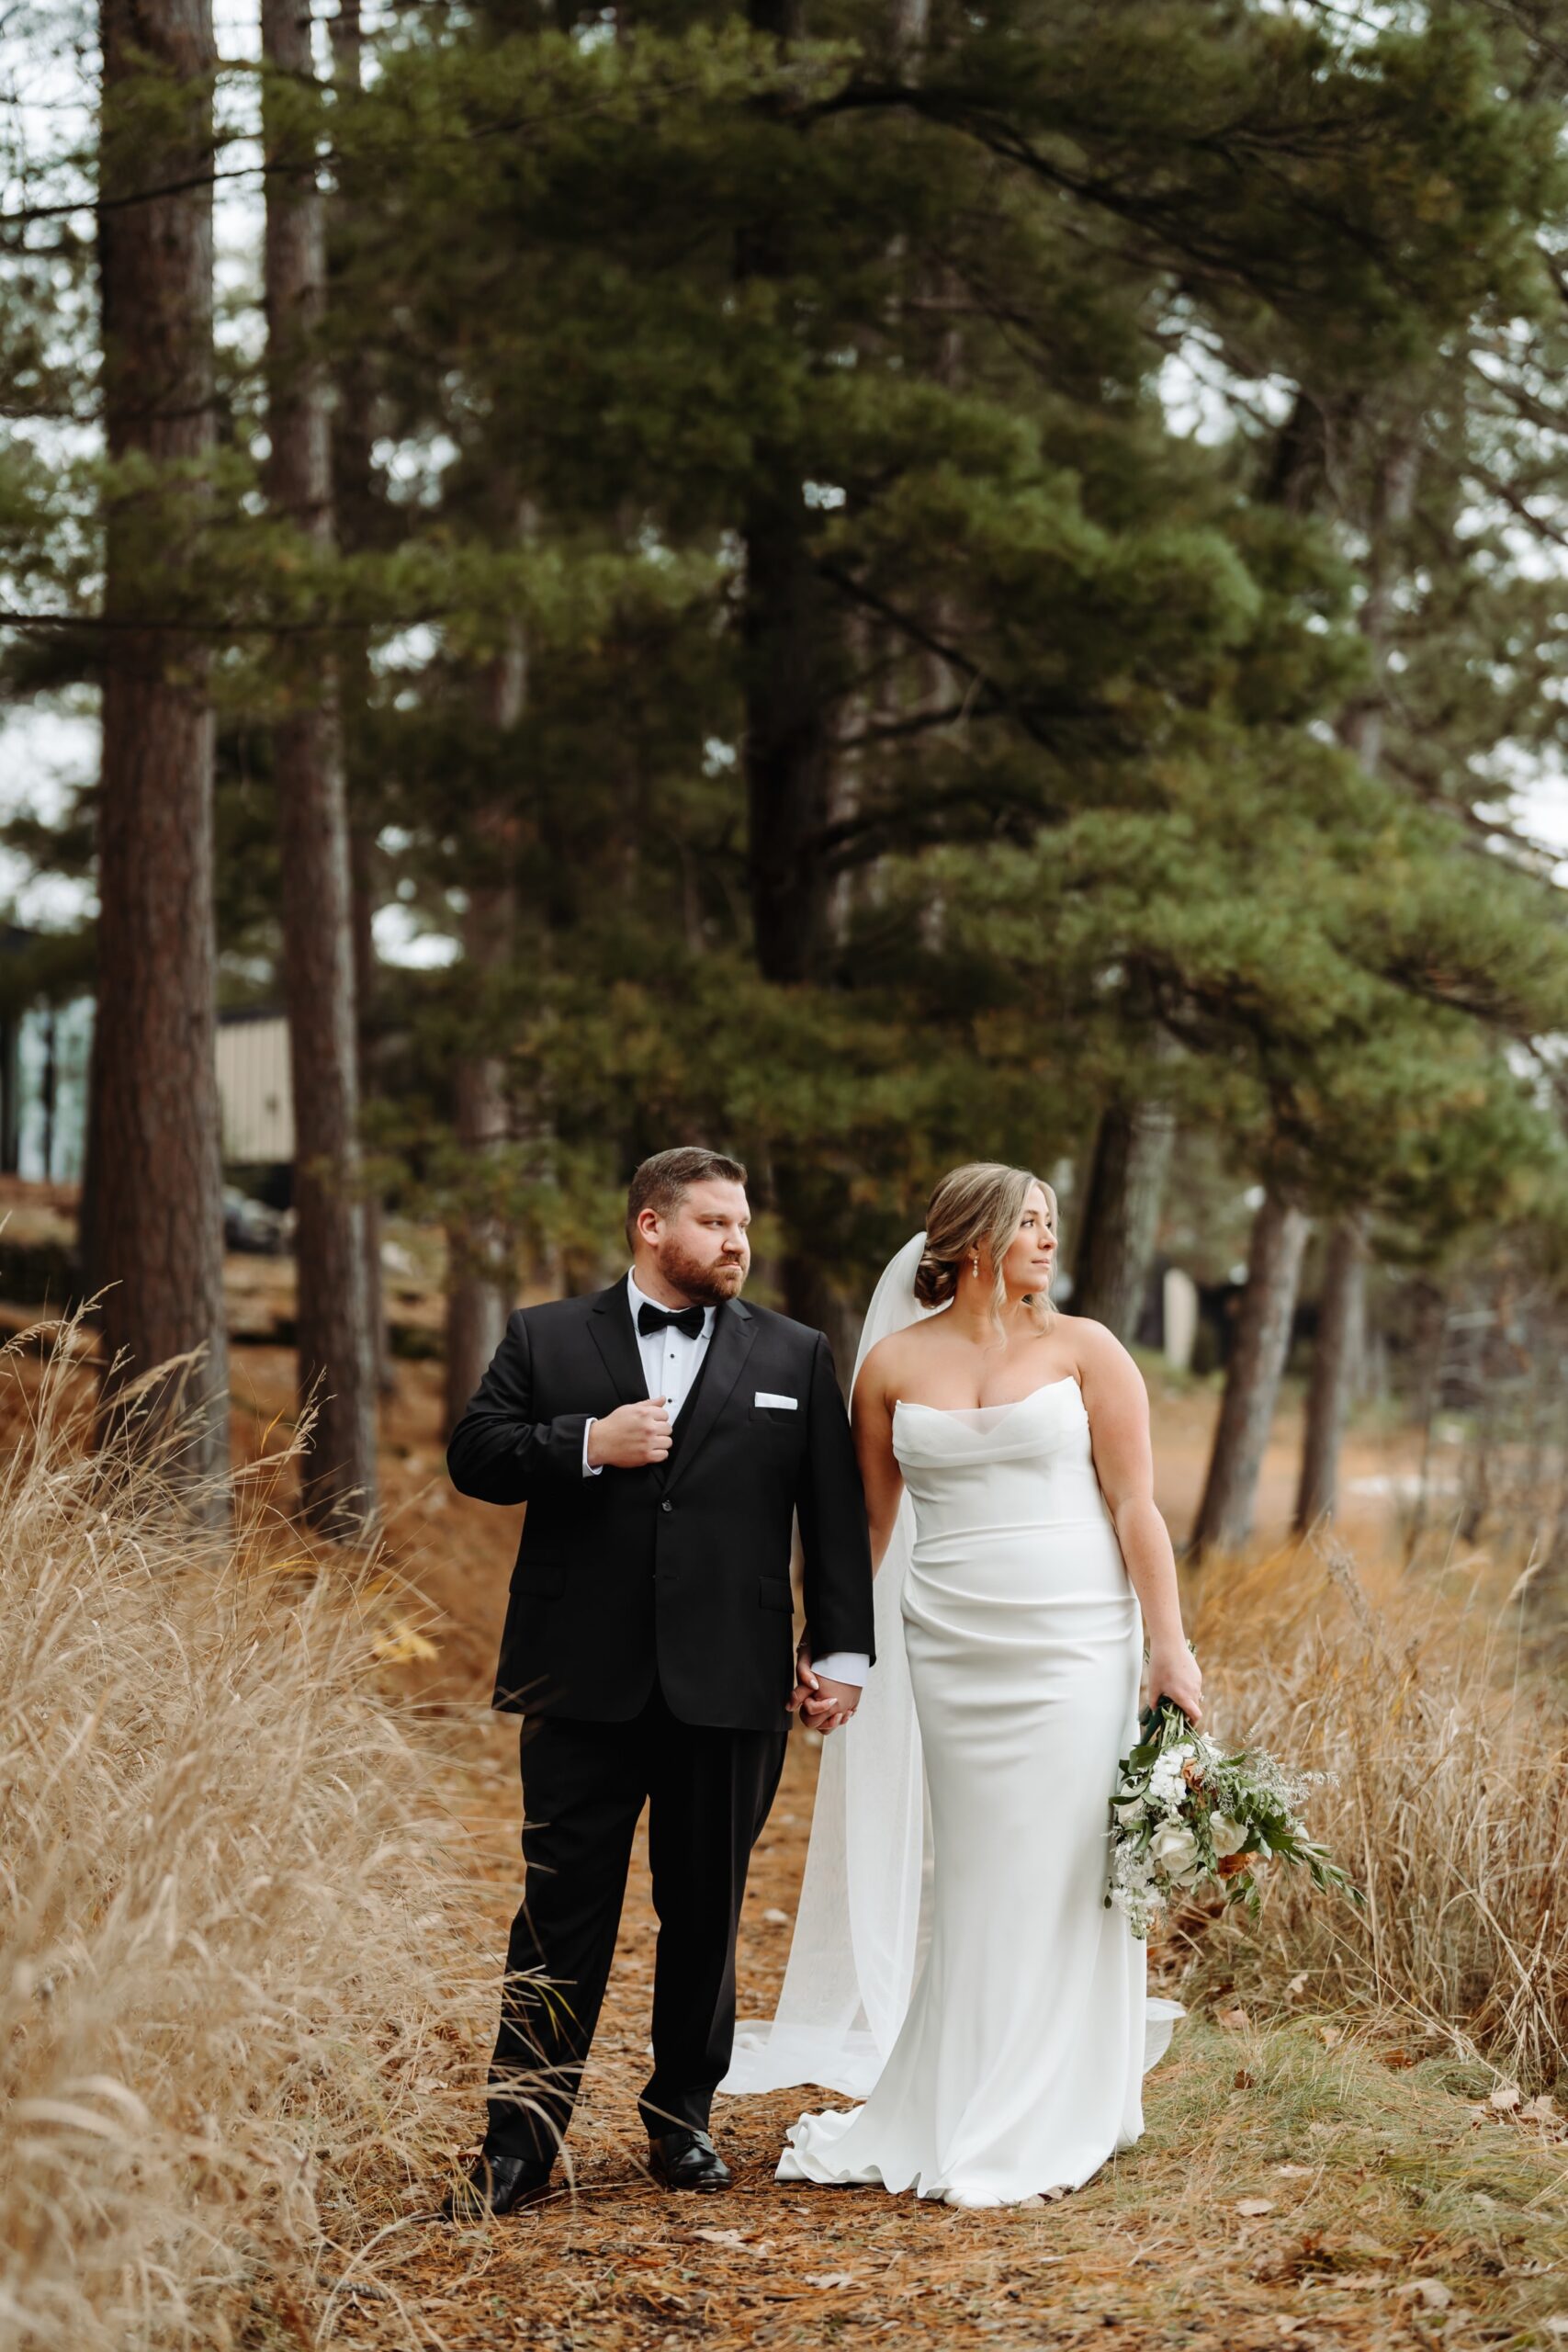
308, 1324, 1560, 2352
324, 1720, 1568, 2352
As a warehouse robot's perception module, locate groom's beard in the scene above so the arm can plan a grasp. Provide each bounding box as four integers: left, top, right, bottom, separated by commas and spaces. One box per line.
655, 1239, 749, 1306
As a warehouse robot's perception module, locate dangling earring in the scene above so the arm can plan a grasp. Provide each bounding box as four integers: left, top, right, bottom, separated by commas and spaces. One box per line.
969, 1250, 979, 1279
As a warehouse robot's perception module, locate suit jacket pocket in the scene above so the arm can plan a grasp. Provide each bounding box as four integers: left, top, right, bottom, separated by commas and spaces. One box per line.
758, 1576, 794, 1611
749, 1403, 801, 1431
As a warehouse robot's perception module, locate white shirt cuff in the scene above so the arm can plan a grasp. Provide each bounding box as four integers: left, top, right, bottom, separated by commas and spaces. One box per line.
810, 1651, 869, 1687
581, 1418, 604, 1476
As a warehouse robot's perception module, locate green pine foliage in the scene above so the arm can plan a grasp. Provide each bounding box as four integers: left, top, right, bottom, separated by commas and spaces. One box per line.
1, 0, 1565, 1302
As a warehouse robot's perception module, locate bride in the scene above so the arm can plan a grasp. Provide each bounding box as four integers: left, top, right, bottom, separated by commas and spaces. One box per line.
722, 1160, 1202, 2209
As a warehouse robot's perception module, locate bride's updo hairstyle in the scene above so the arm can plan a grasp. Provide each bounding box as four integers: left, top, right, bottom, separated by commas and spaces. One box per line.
914, 1161, 1057, 1330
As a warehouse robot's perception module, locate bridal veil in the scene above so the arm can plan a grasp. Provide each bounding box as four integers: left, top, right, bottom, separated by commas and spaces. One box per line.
722, 1231, 932, 2096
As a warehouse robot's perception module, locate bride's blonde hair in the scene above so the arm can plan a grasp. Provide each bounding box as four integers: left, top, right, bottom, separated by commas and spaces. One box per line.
914, 1161, 1057, 1329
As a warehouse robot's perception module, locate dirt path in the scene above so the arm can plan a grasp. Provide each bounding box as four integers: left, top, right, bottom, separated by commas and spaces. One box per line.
335, 1722, 1568, 2352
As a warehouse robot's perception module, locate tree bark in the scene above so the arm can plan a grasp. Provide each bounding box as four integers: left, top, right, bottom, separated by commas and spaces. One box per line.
1280, 423, 1416, 1525
740, 0, 840, 990
1190, 1186, 1310, 1559
443, 625, 525, 1438
93, 0, 231, 1506
262, 0, 378, 1532
1293, 1210, 1367, 1531
331, 0, 394, 1399
1071, 1097, 1176, 1342
738, 0, 856, 1329
742, 466, 840, 986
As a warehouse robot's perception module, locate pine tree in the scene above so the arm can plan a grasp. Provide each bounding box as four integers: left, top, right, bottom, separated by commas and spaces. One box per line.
261, 0, 378, 1532
92, 0, 230, 1504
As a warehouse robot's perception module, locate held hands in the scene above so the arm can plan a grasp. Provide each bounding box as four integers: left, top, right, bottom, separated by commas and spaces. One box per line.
586, 1398, 673, 1469
789, 1641, 862, 1735
1146, 1643, 1203, 1726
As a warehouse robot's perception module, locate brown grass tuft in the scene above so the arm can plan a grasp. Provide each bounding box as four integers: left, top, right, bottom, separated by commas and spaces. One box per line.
0, 1319, 489, 2351
1179, 1533, 1568, 2089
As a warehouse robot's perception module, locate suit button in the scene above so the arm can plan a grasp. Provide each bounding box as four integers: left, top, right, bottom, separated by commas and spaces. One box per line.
661, 1498, 673, 1514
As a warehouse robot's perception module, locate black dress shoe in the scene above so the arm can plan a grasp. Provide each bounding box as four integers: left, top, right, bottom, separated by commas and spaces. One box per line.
647, 2128, 732, 2192
440, 2150, 555, 2221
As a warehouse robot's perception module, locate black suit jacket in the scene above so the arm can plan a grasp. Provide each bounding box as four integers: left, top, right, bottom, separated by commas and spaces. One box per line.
446, 1282, 875, 1731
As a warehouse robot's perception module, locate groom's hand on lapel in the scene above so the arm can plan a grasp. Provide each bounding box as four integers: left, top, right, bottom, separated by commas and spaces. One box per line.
584, 1398, 673, 1469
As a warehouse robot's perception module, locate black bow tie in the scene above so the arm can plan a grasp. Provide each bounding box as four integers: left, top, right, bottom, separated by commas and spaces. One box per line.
637, 1301, 705, 1341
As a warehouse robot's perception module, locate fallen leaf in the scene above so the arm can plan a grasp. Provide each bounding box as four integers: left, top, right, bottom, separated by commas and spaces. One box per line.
1236, 2198, 1275, 2217
806, 2273, 856, 2290
1520, 2093, 1559, 2123
1235, 2069, 1257, 2090
1275, 2164, 1313, 2178
1284, 1973, 1309, 2000
1542, 2318, 1568, 2339
1382, 2047, 1414, 2069
1318, 2025, 1344, 2047
1403, 2280, 1453, 2311
692, 2228, 750, 2248
1216, 2007, 1249, 2030
1489, 2084, 1521, 2111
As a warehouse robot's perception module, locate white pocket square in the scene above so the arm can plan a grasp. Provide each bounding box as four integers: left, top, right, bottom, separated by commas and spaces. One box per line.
754, 1391, 798, 1410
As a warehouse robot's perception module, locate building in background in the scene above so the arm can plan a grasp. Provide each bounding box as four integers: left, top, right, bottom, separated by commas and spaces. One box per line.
0, 930, 293, 1194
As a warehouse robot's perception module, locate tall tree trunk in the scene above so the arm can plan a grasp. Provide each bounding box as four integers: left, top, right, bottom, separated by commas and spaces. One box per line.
443, 624, 524, 1437
93, 0, 230, 1505
331, 0, 393, 1398
1071, 1097, 1176, 1341
1190, 1186, 1310, 1559
1294, 1210, 1367, 1531
742, 467, 839, 987
347, 818, 393, 1392
740, 0, 838, 992
1283, 424, 1416, 1526
739, 0, 855, 1330
262, 0, 377, 1532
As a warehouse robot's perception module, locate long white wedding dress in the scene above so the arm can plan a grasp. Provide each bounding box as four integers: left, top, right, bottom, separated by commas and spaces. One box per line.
721, 1236, 1179, 2208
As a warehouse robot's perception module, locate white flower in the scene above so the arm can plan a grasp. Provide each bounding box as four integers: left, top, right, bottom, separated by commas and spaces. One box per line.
1147, 1747, 1194, 1813
1210, 1814, 1247, 1859
1148, 1821, 1201, 1883
1114, 1798, 1145, 1828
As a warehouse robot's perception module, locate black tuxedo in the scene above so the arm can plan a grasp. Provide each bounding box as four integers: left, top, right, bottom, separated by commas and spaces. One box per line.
446, 1279, 874, 2156
447, 1282, 874, 1730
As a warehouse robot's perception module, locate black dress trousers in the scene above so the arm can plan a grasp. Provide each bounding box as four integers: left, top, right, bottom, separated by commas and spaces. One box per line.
486, 1684, 789, 2156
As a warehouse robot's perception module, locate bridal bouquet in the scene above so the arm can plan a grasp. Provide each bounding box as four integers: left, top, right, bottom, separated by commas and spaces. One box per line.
1107, 1696, 1358, 1939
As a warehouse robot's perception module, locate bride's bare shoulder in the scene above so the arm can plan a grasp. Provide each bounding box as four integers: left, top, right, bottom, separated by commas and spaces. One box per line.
1056, 1310, 1142, 1386
859, 1317, 946, 1396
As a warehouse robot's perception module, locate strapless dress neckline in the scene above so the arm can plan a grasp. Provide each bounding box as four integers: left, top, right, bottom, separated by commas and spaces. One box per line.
894, 1376, 1081, 1427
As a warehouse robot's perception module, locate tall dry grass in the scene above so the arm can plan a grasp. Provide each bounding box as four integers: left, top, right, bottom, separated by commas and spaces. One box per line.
1181, 1532, 1568, 2090
0, 1326, 489, 2352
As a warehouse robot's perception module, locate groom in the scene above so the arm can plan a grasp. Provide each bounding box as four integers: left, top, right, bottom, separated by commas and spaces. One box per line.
442, 1147, 874, 2216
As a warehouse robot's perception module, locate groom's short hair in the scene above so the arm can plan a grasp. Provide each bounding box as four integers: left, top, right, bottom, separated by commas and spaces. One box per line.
626, 1147, 749, 1243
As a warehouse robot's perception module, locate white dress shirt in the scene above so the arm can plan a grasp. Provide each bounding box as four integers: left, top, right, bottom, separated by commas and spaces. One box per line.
582, 1269, 867, 1690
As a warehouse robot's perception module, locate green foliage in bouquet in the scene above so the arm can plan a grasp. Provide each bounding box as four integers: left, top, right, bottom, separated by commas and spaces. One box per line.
1107, 1695, 1360, 1941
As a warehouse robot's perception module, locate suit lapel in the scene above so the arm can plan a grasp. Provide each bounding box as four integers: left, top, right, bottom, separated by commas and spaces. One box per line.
587, 1282, 649, 1408
662, 1297, 757, 1498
